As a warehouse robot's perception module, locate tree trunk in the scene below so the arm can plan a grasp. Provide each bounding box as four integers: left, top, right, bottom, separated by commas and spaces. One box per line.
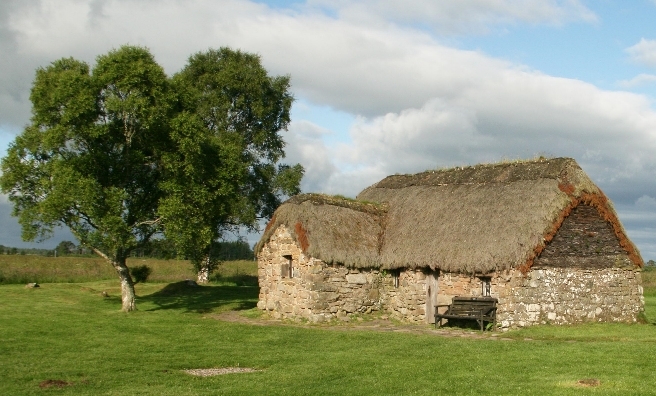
84, 245, 137, 312
197, 255, 211, 284
113, 258, 136, 312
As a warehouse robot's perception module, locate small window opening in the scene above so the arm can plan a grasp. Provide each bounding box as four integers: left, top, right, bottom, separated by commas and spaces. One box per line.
281, 255, 293, 278
393, 270, 399, 288
480, 277, 491, 297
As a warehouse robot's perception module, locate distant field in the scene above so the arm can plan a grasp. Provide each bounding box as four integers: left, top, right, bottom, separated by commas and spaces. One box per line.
0, 255, 257, 285
642, 266, 656, 293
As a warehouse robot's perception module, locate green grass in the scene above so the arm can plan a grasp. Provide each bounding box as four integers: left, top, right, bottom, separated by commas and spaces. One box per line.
1, 279, 656, 395
0, 255, 257, 285
1, 261, 655, 394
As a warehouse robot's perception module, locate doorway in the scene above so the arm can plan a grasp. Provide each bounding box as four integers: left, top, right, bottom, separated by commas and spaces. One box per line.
425, 270, 439, 323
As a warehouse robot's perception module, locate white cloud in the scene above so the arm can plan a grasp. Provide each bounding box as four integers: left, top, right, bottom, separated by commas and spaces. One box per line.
618, 73, 656, 88
636, 195, 656, 209
283, 120, 338, 193
626, 38, 656, 68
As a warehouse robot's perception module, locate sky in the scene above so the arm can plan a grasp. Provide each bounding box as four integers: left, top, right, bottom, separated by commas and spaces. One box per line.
0, 0, 654, 260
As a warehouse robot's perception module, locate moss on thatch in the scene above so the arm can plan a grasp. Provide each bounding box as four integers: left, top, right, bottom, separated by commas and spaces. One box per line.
257, 159, 643, 273
373, 157, 582, 188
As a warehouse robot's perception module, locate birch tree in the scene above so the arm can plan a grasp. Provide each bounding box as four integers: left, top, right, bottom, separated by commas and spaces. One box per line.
0, 45, 302, 309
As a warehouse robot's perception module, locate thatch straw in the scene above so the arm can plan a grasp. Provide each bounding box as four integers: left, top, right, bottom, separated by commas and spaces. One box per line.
257, 158, 643, 273
256, 194, 386, 267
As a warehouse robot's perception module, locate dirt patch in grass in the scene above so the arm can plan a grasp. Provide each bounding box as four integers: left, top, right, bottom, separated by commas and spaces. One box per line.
184, 367, 260, 376
577, 378, 601, 387
39, 379, 71, 388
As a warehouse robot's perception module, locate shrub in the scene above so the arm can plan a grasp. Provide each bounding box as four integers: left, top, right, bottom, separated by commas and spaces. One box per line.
130, 265, 152, 284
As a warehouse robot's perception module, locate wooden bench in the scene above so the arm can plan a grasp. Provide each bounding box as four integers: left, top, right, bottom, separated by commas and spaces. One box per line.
435, 296, 498, 332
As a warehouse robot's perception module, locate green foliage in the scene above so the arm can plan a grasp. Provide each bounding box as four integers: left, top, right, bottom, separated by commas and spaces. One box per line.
0, 45, 302, 307
211, 240, 254, 261
161, 48, 302, 274
55, 240, 76, 256
0, 46, 170, 263
139, 238, 178, 259
130, 265, 152, 284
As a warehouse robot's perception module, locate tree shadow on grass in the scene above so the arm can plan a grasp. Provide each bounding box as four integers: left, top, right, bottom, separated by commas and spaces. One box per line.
139, 281, 258, 313
210, 274, 258, 287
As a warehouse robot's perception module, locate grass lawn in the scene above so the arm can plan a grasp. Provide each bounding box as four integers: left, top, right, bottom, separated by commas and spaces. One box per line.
0, 265, 655, 395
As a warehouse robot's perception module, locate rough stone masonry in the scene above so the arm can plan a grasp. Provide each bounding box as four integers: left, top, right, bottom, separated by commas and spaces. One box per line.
258, 225, 643, 328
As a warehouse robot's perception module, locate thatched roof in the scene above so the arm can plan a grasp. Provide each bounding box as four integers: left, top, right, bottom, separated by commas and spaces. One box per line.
255, 194, 387, 268
257, 158, 643, 273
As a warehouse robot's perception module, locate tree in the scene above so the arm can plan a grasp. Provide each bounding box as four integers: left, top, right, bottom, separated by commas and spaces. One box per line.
160, 48, 302, 282
215, 240, 254, 261
55, 240, 76, 256
1, 46, 171, 311
1, 45, 302, 309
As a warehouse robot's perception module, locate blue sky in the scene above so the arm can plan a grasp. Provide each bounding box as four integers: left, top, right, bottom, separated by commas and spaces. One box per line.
0, 0, 654, 260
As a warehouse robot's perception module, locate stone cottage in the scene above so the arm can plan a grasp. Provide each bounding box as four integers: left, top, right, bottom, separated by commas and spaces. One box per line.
255, 158, 644, 329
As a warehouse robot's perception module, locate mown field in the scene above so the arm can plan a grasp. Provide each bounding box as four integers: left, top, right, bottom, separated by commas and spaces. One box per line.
1, 259, 655, 395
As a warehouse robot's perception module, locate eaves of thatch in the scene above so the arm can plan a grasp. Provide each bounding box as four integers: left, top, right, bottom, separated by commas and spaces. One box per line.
257, 158, 643, 274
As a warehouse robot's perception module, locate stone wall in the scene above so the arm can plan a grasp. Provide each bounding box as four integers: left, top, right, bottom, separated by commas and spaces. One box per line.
257, 225, 384, 322
258, 225, 643, 328
493, 267, 643, 328
381, 269, 427, 322
429, 268, 643, 329
536, 205, 629, 268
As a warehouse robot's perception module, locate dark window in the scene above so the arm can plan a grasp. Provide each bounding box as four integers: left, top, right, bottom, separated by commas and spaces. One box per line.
281, 255, 292, 278
479, 277, 491, 296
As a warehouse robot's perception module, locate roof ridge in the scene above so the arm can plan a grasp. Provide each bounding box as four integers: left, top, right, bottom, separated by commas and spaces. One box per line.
286, 193, 388, 216
362, 157, 577, 190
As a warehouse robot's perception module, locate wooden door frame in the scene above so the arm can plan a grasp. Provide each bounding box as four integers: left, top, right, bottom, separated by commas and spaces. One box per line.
425, 269, 439, 323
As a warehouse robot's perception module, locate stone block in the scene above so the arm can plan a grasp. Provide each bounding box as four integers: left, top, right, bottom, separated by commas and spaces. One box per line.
310, 314, 327, 323
367, 288, 380, 300
319, 292, 340, 303
303, 273, 324, 283
346, 274, 367, 284
310, 265, 324, 274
